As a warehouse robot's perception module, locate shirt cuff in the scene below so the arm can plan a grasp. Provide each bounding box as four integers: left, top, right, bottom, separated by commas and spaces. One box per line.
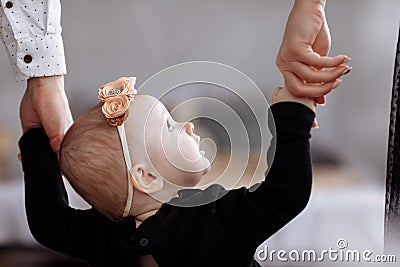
5, 34, 67, 82
270, 102, 316, 135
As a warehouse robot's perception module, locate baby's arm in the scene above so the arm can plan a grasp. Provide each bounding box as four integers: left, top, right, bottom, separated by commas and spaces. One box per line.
272, 86, 318, 128
216, 88, 316, 247
254, 88, 316, 237
19, 129, 136, 267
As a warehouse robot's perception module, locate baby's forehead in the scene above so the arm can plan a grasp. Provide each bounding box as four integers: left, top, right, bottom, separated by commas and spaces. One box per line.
134, 94, 169, 117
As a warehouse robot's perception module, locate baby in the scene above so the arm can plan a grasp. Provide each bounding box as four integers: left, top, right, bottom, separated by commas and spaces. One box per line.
59, 77, 213, 223
20, 76, 317, 267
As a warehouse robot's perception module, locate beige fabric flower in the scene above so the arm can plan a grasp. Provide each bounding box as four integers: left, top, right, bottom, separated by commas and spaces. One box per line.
98, 76, 137, 126
102, 94, 130, 119
98, 77, 137, 102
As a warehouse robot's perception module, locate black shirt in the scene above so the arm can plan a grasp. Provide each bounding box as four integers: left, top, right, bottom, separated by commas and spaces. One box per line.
19, 102, 315, 267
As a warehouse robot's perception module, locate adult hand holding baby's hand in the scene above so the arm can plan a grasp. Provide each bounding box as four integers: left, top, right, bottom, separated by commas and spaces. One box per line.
272, 87, 316, 113
20, 75, 73, 153
276, 0, 351, 104
272, 86, 318, 128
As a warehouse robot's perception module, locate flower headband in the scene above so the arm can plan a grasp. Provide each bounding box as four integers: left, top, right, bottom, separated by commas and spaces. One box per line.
98, 77, 137, 218
98, 77, 138, 126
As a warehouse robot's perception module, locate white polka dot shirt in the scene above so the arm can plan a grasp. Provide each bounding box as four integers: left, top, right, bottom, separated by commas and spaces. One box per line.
0, 0, 66, 82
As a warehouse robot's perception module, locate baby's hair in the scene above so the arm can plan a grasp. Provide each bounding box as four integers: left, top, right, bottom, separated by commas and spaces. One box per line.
60, 103, 129, 221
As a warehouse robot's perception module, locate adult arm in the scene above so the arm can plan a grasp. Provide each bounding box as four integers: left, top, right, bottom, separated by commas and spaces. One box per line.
0, 0, 73, 152
19, 128, 137, 267
0, 0, 66, 80
20, 75, 73, 153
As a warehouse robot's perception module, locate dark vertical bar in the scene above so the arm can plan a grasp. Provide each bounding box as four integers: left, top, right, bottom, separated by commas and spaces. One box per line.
385, 27, 400, 254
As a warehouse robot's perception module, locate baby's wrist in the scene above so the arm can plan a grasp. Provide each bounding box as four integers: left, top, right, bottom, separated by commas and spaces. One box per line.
271, 87, 316, 112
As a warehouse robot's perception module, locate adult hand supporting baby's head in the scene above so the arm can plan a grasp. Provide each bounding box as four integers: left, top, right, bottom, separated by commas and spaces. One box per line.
19, 75, 73, 153
276, 0, 351, 104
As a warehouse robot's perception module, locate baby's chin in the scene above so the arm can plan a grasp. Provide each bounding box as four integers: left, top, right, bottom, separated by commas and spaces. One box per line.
181, 165, 212, 188
184, 153, 212, 174
199, 157, 212, 176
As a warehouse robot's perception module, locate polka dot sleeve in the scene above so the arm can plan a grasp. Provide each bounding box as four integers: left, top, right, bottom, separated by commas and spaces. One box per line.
0, 0, 66, 82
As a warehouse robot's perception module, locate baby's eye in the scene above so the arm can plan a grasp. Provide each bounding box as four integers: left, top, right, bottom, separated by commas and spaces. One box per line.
166, 118, 175, 132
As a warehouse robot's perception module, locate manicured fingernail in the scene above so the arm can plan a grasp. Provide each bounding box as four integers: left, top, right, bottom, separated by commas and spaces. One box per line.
318, 98, 326, 107
332, 79, 342, 89
342, 67, 352, 76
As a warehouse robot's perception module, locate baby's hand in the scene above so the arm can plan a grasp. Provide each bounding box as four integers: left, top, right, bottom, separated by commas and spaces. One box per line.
272, 87, 318, 128
272, 87, 316, 112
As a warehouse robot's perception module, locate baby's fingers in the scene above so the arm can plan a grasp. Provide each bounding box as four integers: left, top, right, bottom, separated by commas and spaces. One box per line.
312, 118, 319, 129
283, 71, 342, 98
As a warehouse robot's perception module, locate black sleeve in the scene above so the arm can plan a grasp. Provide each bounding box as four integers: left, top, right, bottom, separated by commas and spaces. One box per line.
19, 128, 137, 267
217, 102, 315, 247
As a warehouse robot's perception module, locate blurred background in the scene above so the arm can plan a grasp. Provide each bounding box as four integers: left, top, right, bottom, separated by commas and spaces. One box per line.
0, 0, 399, 266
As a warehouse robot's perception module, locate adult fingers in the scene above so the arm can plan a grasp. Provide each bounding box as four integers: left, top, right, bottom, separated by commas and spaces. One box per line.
19, 90, 41, 133
35, 90, 73, 153
283, 71, 342, 98
297, 50, 350, 70
284, 61, 352, 84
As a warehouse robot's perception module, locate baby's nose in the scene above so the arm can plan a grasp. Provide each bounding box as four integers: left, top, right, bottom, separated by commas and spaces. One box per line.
184, 122, 194, 135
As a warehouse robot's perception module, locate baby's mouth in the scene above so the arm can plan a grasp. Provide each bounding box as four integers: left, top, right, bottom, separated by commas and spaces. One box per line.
194, 134, 205, 156
199, 138, 205, 156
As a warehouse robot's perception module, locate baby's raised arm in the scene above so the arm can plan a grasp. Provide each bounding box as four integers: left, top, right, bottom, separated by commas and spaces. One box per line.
215, 87, 317, 250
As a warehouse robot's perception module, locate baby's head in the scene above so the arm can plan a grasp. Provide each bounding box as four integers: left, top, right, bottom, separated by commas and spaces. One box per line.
60, 77, 211, 221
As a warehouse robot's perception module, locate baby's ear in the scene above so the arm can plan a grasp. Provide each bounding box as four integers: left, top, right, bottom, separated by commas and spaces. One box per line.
130, 164, 163, 194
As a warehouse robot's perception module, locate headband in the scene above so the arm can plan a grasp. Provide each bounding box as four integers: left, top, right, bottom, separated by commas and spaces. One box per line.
98, 77, 137, 218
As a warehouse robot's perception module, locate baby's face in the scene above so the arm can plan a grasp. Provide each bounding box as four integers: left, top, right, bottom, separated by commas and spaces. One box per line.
126, 95, 211, 187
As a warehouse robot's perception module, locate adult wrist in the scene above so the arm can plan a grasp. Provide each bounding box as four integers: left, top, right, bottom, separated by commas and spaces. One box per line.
294, 0, 326, 9
27, 75, 64, 91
